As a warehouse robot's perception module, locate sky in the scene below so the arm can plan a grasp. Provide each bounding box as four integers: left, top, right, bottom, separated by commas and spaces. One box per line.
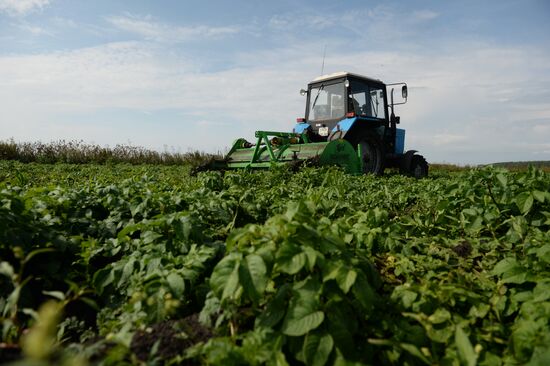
1, 0, 549, 164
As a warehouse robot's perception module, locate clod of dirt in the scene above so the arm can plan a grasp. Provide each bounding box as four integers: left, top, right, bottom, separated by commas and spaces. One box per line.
453, 240, 472, 257
130, 314, 212, 362
0, 343, 21, 363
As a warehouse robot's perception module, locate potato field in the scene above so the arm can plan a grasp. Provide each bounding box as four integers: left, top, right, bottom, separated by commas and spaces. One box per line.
1, 161, 549, 366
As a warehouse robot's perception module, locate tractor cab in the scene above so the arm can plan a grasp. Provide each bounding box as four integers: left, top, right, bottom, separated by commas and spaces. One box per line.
299, 72, 389, 139
295, 71, 409, 157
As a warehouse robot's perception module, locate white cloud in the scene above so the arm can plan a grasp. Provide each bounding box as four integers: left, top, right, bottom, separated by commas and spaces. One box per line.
411, 10, 439, 22
0, 41, 305, 150
269, 14, 334, 30
15, 21, 53, 36
106, 13, 239, 43
51, 16, 77, 28
0, 0, 50, 16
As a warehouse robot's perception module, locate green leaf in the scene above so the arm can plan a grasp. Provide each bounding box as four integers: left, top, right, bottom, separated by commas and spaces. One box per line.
428, 308, 451, 324
511, 319, 538, 360
273, 351, 290, 366
238, 254, 267, 304
468, 303, 490, 319
455, 326, 477, 366
4, 286, 21, 317
323, 262, 357, 294
42, 290, 65, 301
222, 264, 240, 301
277, 242, 307, 275
531, 244, 550, 264
336, 269, 357, 294
533, 190, 546, 203
492, 257, 532, 284
467, 215, 483, 233
392, 287, 417, 309
462, 208, 478, 216
515, 192, 534, 214
142, 230, 162, 244
303, 246, 321, 272
79, 297, 99, 310
93, 267, 115, 293
118, 258, 136, 287
23, 248, 55, 264
532, 281, 550, 302
257, 285, 290, 328
239, 260, 258, 303
399, 343, 431, 365
210, 254, 242, 301
117, 223, 141, 240
0, 261, 14, 278
282, 279, 324, 336
492, 257, 519, 276
496, 173, 507, 187
304, 331, 334, 366
282, 310, 324, 337
21, 308, 39, 320
351, 272, 377, 313
326, 310, 356, 357
245, 254, 267, 297
322, 262, 341, 282
166, 272, 185, 298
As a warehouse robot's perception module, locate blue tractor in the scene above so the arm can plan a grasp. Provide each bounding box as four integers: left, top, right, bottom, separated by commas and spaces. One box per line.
209, 72, 428, 177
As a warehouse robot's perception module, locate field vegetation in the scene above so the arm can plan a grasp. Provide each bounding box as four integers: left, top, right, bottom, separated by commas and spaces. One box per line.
0, 158, 549, 365
0, 139, 216, 166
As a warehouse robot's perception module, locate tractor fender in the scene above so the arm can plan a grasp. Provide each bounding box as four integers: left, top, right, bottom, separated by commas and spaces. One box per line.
293, 122, 310, 134
402, 150, 418, 172
331, 117, 357, 135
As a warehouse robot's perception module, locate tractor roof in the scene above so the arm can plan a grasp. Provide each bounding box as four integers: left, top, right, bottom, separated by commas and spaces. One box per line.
310, 71, 383, 85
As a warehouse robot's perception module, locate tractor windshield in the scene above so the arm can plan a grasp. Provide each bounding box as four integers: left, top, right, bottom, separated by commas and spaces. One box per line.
307, 82, 346, 122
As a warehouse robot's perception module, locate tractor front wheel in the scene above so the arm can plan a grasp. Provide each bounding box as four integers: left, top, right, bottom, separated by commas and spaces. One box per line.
408, 154, 428, 178
359, 136, 384, 175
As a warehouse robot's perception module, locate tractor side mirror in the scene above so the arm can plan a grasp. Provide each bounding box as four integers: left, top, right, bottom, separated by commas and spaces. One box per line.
401, 85, 408, 99
300, 89, 307, 96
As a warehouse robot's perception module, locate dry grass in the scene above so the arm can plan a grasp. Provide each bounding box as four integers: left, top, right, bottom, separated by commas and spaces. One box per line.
0, 139, 219, 166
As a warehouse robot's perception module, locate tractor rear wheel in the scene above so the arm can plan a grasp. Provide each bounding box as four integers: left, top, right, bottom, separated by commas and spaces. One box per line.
408, 154, 428, 178
359, 135, 384, 175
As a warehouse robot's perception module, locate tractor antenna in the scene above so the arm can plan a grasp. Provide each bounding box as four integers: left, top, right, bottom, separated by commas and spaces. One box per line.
320, 44, 326, 75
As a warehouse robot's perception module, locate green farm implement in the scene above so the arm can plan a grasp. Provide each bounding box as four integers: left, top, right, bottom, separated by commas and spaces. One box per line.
208, 131, 361, 174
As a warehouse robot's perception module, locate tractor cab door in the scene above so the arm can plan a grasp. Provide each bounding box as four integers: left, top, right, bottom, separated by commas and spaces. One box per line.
347, 78, 393, 151
348, 79, 387, 120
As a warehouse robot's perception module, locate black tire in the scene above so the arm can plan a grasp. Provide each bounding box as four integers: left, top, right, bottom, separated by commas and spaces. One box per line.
408, 155, 428, 178
358, 134, 384, 175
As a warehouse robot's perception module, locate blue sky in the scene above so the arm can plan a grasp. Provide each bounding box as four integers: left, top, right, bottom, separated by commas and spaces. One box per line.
1, 0, 549, 164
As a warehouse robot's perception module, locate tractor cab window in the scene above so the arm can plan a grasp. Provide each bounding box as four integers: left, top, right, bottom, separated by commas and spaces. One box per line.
308, 82, 346, 121
349, 80, 386, 119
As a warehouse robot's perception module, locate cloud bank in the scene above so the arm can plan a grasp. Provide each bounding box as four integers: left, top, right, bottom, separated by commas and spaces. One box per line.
106, 13, 239, 43
0, 0, 50, 16
1, 5, 549, 164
